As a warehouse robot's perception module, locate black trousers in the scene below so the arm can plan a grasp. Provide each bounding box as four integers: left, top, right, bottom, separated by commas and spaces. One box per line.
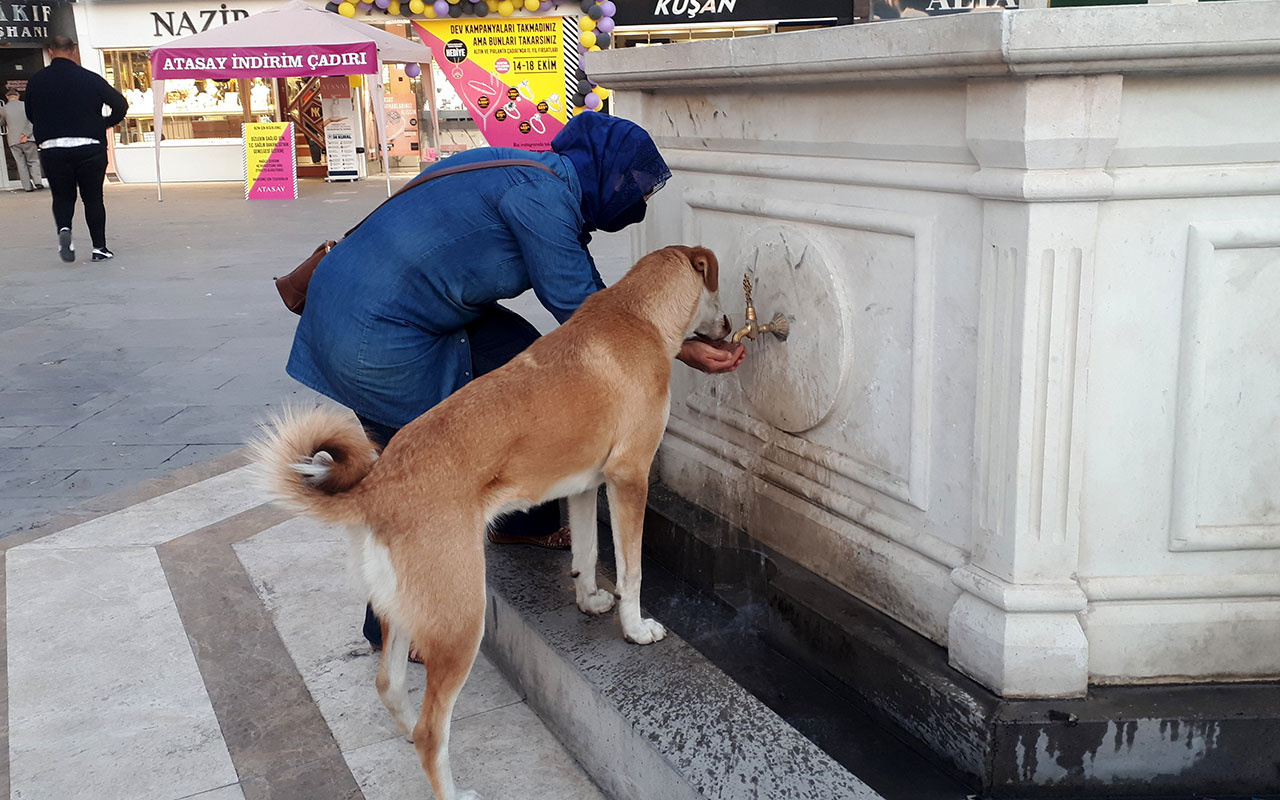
38, 144, 109, 250
360, 304, 561, 647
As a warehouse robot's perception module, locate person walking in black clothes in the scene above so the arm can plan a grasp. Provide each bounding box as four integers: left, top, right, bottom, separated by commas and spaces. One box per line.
24, 35, 128, 263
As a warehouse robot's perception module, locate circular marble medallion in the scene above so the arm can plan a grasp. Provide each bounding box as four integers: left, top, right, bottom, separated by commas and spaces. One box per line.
734, 226, 851, 434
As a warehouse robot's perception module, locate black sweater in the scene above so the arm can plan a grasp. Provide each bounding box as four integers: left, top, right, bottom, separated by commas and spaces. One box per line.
25, 58, 129, 145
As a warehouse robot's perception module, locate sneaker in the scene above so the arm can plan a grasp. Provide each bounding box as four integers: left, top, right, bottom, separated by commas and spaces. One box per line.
57, 228, 74, 262
92, 247, 114, 262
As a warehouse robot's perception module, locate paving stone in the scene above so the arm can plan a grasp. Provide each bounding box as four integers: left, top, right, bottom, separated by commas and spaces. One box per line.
0, 443, 187, 472
0, 427, 65, 448
6, 546, 238, 800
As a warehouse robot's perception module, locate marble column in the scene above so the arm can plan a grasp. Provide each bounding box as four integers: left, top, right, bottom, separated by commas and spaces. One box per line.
947, 75, 1121, 698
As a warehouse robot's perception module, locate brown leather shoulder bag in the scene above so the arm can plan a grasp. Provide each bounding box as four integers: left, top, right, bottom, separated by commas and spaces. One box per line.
274, 158, 560, 314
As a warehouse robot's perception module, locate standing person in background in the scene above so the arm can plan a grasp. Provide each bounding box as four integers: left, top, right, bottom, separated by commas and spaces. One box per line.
24, 35, 128, 263
1, 88, 44, 193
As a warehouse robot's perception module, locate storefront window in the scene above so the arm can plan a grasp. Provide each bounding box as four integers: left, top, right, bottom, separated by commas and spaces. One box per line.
102, 50, 276, 144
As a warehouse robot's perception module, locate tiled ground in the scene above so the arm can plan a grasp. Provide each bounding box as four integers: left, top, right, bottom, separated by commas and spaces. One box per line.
3, 460, 605, 800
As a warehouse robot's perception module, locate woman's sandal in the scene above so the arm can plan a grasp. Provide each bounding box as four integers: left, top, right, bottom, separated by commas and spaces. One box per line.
486, 525, 572, 550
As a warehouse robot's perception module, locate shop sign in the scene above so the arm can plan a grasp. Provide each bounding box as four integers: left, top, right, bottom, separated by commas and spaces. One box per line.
413, 18, 573, 152
611, 0, 853, 25
923, 0, 1016, 10
152, 5, 250, 37
244, 120, 298, 199
0, 0, 74, 46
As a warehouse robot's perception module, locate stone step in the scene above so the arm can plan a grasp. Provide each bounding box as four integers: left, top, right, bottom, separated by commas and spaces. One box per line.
482, 539, 886, 800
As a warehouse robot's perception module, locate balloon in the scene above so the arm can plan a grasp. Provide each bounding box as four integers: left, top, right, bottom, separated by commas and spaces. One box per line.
375, 0, 390, 9
405, 62, 422, 78
570, 92, 586, 107
357, 1, 372, 10
579, 0, 594, 11
497, 0, 514, 14
599, 0, 615, 14
587, 4, 602, 19
459, 0, 473, 12
389, 0, 401, 12
584, 93, 601, 109
525, 0, 540, 10
588, 44, 600, 51
434, 0, 448, 11
325, 0, 339, 11
594, 32, 610, 47
578, 30, 595, 48
539, 0, 552, 9
338, 0, 356, 13
576, 78, 591, 95
592, 85, 610, 99
474, 0, 489, 13
573, 105, 587, 115
596, 16, 613, 33
578, 15, 595, 31
448, 2, 463, 14
409, 0, 424, 11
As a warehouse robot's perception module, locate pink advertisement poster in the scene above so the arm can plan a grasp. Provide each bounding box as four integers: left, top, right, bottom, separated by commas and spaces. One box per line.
244, 122, 298, 200
412, 19, 570, 152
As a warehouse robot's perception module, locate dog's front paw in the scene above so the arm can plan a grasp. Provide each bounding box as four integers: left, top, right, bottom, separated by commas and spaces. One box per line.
623, 617, 667, 645
577, 588, 616, 615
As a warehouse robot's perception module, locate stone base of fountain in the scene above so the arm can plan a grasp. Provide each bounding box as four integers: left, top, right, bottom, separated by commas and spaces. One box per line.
635, 486, 1280, 798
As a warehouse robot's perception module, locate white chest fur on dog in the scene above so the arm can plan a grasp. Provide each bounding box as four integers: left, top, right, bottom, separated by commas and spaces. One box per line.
350, 527, 399, 619
540, 468, 606, 506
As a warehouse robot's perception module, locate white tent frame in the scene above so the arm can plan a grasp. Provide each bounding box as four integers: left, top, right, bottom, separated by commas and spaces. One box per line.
148, 0, 433, 200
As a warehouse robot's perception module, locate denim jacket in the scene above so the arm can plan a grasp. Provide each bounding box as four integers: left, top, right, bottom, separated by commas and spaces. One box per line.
286, 147, 603, 429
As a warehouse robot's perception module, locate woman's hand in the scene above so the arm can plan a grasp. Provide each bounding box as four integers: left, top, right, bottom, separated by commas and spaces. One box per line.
677, 339, 746, 374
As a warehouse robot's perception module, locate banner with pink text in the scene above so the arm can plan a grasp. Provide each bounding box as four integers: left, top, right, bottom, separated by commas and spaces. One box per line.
152, 42, 378, 79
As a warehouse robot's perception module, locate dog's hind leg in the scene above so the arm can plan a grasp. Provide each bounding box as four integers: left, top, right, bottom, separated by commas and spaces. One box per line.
408, 532, 485, 800
375, 618, 418, 741
604, 472, 666, 645
569, 488, 614, 615
411, 615, 483, 800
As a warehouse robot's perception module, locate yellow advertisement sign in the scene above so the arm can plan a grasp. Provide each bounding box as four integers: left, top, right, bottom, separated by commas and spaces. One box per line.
413, 18, 574, 151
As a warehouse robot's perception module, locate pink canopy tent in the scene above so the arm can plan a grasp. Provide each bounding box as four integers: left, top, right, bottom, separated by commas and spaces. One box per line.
148, 0, 433, 199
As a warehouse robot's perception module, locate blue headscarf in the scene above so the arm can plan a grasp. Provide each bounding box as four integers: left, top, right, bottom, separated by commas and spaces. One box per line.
551, 114, 671, 233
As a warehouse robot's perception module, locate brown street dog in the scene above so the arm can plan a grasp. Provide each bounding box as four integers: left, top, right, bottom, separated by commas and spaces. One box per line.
251, 245, 733, 800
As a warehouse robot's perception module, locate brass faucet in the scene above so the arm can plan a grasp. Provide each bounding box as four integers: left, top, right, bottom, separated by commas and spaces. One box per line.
731, 274, 790, 344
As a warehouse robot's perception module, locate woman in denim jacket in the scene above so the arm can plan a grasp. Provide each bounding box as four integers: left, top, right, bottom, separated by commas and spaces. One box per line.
285, 113, 744, 651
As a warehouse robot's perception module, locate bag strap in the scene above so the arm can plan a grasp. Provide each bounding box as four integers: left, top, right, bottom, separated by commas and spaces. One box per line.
343, 158, 561, 238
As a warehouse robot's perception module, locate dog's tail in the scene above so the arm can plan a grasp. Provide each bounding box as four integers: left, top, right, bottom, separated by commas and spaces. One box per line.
248, 407, 380, 526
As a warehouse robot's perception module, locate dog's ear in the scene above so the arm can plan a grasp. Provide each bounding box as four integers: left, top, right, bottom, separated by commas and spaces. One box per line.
686, 246, 718, 292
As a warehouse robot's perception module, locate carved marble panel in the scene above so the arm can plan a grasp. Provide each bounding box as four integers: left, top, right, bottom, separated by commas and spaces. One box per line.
1171, 222, 1280, 551
681, 190, 936, 511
